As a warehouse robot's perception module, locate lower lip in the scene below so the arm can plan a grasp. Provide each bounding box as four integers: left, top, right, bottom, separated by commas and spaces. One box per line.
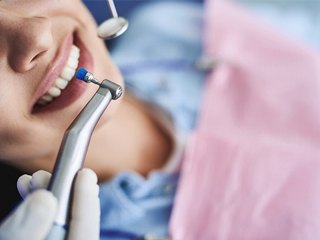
32, 38, 94, 114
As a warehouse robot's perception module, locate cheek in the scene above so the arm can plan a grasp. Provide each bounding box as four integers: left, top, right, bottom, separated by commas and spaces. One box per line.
0, 110, 63, 163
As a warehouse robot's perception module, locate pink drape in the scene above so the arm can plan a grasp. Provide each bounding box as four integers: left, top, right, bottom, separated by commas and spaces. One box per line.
170, 1, 320, 239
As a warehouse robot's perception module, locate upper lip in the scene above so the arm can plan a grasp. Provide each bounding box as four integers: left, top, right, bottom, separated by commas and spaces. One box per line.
31, 33, 74, 108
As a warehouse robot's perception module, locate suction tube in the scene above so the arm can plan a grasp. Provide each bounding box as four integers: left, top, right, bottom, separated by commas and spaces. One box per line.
45, 68, 122, 240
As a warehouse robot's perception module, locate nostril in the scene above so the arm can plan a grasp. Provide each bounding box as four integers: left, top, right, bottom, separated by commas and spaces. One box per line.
31, 50, 47, 62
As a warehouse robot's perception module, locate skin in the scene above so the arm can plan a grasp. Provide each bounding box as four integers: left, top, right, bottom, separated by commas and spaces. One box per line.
0, 0, 172, 181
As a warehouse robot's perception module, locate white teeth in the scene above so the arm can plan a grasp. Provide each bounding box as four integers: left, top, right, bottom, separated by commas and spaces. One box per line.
41, 95, 53, 102
36, 44, 80, 106
61, 66, 76, 81
71, 45, 80, 54
48, 87, 61, 97
55, 78, 69, 90
67, 56, 79, 69
70, 46, 80, 59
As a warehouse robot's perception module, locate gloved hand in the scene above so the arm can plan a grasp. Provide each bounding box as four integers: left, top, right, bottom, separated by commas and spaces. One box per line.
0, 168, 100, 240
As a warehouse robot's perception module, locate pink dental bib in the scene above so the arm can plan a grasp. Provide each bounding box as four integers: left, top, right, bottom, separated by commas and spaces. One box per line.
170, 1, 320, 239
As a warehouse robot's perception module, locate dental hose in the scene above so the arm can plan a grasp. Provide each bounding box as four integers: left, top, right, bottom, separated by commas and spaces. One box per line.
45, 68, 122, 240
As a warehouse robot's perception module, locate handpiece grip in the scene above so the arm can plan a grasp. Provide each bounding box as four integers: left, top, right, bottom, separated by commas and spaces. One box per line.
45, 84, 113, 239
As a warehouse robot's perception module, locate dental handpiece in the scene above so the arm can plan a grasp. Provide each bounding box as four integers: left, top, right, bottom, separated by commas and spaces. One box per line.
45, 68, 122, 240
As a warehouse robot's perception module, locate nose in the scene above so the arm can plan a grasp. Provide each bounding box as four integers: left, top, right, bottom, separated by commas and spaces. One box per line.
1, 15, 53, 73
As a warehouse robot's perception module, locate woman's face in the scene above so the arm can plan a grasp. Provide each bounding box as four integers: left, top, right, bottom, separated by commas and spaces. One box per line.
0, 0, 123, 167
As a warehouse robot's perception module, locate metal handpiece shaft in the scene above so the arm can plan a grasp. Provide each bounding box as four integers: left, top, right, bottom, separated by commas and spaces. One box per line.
49, 85, 112, 225
45, 82, 115, 240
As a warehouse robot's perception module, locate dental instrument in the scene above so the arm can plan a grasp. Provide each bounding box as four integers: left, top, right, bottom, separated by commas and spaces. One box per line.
45, 68, 122, 240
97, 0, 129, 39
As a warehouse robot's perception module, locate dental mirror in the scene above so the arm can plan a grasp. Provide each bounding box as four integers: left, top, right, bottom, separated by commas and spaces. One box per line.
97, 0, 128, 39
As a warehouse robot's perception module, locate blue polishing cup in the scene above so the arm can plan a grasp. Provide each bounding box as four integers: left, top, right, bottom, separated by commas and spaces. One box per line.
76, 67, 88, 81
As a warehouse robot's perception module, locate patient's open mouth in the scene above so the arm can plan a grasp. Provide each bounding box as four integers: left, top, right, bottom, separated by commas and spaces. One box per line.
36, 45, 80, 106
32, 34, 93, 114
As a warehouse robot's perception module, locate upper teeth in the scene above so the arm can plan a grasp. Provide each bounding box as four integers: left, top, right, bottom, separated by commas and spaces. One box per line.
37, 44, 80, 106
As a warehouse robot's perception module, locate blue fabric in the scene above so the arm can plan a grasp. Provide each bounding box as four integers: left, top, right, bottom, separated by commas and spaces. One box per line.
84, 0, 204, 25
111, 1, 206, 133
100, 172, 179, 239
98, 1, 205, 239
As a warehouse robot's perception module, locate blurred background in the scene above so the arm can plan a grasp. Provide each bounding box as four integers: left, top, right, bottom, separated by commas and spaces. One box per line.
237, 0, 320, 49
83, 0, 319, 49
